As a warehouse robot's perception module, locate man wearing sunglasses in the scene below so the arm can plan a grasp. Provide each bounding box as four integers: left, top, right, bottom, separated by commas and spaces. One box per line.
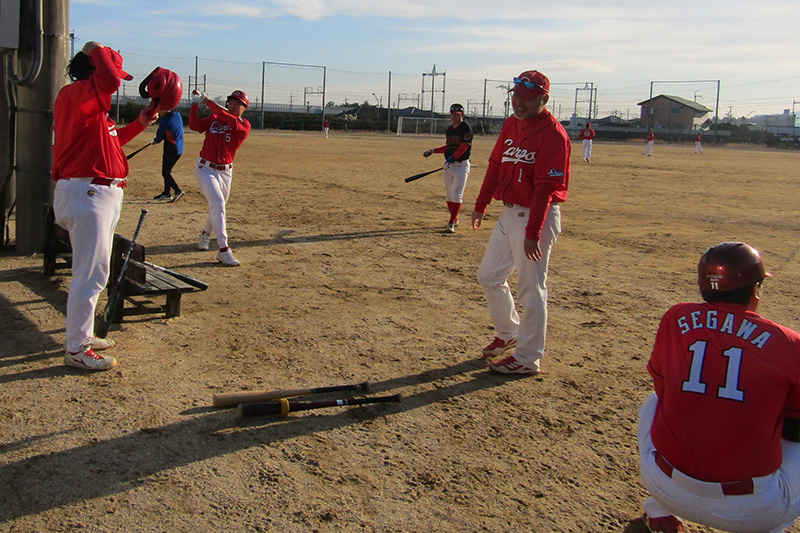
471, 70, 571, 375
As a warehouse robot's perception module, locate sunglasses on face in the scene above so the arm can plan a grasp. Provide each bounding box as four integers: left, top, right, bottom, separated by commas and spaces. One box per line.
513, 77, 545, 93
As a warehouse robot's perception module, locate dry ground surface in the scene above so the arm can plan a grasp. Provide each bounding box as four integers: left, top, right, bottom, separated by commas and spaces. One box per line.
2, 128, 800, 533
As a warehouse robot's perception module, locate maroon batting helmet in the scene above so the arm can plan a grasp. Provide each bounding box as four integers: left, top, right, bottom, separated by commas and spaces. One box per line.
227, 90, 249, 108
139, 67, 183, 111
697, 242, 771, 292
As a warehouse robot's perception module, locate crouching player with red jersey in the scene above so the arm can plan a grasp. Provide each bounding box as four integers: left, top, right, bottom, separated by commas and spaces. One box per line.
471, 70, 570, 375
637, 242, 800, 533
190, 89, 251, 266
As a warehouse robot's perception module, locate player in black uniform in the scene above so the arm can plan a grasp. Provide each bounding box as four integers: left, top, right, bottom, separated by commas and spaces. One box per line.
423, 103, 473, 233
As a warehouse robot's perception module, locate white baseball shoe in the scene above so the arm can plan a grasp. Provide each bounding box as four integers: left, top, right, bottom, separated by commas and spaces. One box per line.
64, 348, 118, 371
444, 222, 456, 233
197, 232, 211, 251
217, 249, 240, 267
90, 337, 116, 351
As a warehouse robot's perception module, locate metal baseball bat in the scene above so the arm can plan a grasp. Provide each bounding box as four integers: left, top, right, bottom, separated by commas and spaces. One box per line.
237, 393, 401, 419
126, 141, 154, 160
404, 167, 444, 183
129, 259, 209, 291
95, 209, 148, 338
213, 381, 370, 408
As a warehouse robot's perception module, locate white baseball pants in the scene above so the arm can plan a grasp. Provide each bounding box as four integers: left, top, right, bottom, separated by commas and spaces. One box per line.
54, 179, 123, 353
638, 393, 800, 533
582, 139, 592, 160
195, 159, 233, 250
643, 141, 653, 156
443, 160, 470, 203
477, 203, 561, 370
694, 141, 703, 153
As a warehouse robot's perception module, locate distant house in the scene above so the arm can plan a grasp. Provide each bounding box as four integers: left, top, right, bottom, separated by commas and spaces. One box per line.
637, 94, 712, 130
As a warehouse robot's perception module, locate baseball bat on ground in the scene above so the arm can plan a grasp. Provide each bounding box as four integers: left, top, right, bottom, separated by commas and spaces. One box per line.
404, 167, 444, 183
128, 259, 209, 291
237, 393, 401, 419
213, 381, 370, 408
126, 141, 154, 160
95, 209, 148, 338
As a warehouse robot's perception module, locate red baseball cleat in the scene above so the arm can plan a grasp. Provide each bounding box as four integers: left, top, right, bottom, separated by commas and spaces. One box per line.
482, 336, 516, 358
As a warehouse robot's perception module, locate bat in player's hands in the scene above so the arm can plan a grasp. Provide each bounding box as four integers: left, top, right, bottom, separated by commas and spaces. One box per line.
126, 141, 154, 160
404, 167, 444, 183
213, 381, 370, 408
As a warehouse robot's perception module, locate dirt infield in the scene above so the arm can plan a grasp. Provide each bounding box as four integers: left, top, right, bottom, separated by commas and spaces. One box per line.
2, 129, 800, 532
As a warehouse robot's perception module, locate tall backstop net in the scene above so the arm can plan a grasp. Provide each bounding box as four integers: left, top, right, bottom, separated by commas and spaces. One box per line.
396, 116, 453, 136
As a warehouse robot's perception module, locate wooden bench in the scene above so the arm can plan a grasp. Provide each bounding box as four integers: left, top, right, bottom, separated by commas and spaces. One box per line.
109, 234, 207, 322
43, 208, 208, 324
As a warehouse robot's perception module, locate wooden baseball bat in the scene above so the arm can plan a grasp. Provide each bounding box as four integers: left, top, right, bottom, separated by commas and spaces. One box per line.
213, 381, 370, 408
237, 393, 401, 419
126, 141, 154, 160
404, 167, 444, 183
129, 259, 209, 291
95, 209, 148, 338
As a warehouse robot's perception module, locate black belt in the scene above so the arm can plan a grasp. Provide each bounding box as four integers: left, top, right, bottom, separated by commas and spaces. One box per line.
655, 451, 754, 496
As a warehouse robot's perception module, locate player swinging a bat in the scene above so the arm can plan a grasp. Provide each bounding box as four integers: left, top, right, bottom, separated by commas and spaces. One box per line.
190, 89, 251, 267
423, 103, 473, 233
52, 41, 159, 370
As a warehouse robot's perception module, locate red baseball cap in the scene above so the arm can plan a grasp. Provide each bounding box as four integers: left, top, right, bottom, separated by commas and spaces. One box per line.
107, 48, 133, 81
511, 70, 549, 99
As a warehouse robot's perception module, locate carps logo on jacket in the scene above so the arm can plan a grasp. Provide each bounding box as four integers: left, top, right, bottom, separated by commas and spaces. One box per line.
210, 121, 232, 135
500, 138, 536, 165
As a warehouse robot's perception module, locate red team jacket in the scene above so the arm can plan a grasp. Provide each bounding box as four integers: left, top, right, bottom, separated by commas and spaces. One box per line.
52, 47, 145, 181
189, 100, 251, 165
580, 127, 595, 141
648, 301, 800, 482
474, 109, 571, 240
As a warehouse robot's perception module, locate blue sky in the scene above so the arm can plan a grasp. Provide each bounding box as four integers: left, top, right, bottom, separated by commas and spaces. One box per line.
71, 0, 800, 120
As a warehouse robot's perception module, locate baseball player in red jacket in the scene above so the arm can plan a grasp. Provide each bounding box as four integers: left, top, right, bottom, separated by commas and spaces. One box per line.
52, 41, 157, 370
643, 129, 654, 156
579, 122, 595, 162
190, 89, 251, 266
638, 242, 800, 533
471, 70, 571, 375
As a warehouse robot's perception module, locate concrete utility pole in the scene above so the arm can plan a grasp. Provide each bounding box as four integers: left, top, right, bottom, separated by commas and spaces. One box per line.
11, 0, 69, 253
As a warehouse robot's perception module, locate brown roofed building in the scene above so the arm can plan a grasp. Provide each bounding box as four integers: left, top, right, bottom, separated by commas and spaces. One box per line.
638, 94, 712, 130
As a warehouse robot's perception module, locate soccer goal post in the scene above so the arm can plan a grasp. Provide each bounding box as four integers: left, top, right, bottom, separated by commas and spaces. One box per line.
397, 116, 452, 136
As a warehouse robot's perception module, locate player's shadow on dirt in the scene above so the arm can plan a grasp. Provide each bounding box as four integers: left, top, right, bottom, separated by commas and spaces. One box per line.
142, 227, 447, 258
0, 358, 534, 522
0, 268, 66, 360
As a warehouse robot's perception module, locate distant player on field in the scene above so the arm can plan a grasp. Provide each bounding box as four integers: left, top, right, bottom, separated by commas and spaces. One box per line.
643, 129, 654, 156
637, 242, 800, 533
579, 122, 595, 162
694, 131, 703, 154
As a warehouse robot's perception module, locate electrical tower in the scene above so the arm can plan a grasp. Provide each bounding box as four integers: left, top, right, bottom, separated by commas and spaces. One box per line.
421, 65, 446, 116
